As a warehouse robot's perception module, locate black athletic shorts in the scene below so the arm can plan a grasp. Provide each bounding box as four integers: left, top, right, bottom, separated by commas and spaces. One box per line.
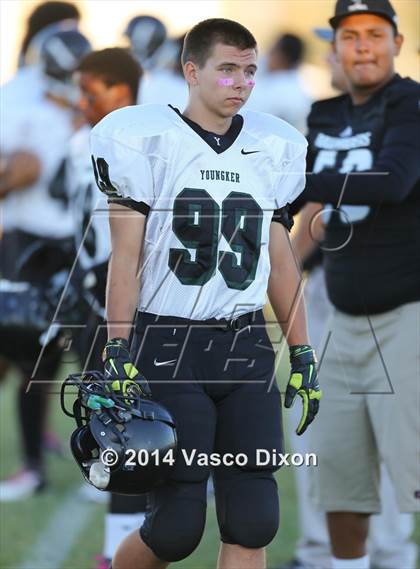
131, 309, 284, 482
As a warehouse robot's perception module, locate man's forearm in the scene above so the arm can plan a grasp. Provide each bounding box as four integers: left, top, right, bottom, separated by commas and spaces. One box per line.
268, 222, 310, 346
0, 152, 41, 197
268, 267, 309, 347
291, 202, 324, 267
106, 251, 141, 341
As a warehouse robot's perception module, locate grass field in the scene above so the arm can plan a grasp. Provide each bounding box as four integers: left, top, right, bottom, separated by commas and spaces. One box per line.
0, 355, 419, 569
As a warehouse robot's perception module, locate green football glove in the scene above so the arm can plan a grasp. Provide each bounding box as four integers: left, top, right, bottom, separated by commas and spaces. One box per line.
285, 345, 322, 436
102, 337, 151, 400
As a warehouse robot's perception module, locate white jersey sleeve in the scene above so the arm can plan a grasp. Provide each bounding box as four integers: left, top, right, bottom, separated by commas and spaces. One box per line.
241, 110, 308, 209
272, 135, 307, 209
90, 105, 172, 209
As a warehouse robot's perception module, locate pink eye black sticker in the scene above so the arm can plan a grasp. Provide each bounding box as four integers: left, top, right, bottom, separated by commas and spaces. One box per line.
218, 78, 235, 87
217, 78, 255, 87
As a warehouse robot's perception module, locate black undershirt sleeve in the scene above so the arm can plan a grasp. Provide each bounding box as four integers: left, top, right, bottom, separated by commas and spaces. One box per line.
107, 197, 150, 216
271, 204, 294, 231
302, 93, 420, 206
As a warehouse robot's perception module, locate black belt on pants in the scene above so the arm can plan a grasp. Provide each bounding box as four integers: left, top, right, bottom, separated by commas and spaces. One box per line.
136, 309, 264, 332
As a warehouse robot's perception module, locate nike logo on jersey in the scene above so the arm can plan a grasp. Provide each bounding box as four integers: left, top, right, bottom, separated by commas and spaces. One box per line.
241, 149, 260, 155
153, 358, 177, 367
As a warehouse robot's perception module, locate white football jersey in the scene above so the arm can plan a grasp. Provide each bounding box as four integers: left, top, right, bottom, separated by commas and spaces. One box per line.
1, 65, 46, 108
67, 125, 110, 271
91, 104, 307, 320
0, 96, 75, 237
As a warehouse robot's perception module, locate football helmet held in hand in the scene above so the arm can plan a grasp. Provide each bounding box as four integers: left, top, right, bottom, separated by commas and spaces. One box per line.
61, 371, 177, 494
102, 337, 152, 399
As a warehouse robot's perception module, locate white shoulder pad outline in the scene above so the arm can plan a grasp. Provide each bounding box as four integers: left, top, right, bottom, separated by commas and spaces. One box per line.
91, 103, 178, 148
242, 108, 307, 147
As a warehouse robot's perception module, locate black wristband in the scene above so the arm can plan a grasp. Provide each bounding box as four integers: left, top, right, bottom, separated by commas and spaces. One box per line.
289, 345, 316, 365
102, 338, 130, 362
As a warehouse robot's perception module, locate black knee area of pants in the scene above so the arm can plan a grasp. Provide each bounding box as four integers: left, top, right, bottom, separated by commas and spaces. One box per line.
110, 492, 147, 514
140, 481, 206, 562
215, 471, 279, 548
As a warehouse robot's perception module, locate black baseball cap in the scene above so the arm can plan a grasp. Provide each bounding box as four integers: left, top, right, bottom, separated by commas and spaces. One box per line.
329, 0, 399, 31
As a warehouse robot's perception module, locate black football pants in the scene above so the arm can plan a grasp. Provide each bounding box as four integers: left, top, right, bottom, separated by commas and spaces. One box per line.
130, 309, 283, 562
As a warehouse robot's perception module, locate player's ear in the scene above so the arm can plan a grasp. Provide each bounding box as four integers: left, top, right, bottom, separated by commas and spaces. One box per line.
183, 61, 199, 87
393, 33, 403, 56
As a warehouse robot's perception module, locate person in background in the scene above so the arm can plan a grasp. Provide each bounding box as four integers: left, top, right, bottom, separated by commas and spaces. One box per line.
278, 21, 417, 569
18, 1, 80, 67
69, 47, 147, 569
1, 1, 80, 107
292, 1, 420, 568
139, 34, 189, 110
0, 29, 91, 501
0, 0, 83, 459
248, 33, 312, 131
124, 14, 167, 72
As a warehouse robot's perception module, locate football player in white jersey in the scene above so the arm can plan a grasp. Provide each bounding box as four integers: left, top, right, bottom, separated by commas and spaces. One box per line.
139, 34, 189, 109
68, 47, 147, 569
248, 33, 312, 133
0, 29, 91, 501
0, 3, 80, 452
1, 2, 80, 108
91, 19, 321, 569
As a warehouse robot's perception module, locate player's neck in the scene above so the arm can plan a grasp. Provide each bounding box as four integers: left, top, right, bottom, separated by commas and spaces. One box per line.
349, 72, 395, 106
183, 101, 233, 135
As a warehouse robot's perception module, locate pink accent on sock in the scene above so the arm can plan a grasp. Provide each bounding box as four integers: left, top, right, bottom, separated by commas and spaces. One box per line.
218, 78, 234, 87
